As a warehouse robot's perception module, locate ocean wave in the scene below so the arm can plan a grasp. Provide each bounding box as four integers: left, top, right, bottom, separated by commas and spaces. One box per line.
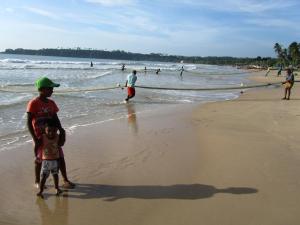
0, 58, 30, 63
83, 71, 113, 79
0, 58, 193, 71
0, 66, 122, 71
0, 129, 31, 152
0, 58, 121, 65
0, 129, 28, 140
2, 83, 33, 87
0, 95, 32, 108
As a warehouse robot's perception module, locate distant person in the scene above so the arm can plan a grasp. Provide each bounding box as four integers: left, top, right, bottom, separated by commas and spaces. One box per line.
265, 67, 271, 77
27, 77, 75, 189
124, 70, 137, 102
121, 64, 126, 71
282, 68, 294, 100
90, 61, 93, 67
180, 66, 184, 77
156, 68, 161, 75
277, 64, 283, 76
36, 119, 63, 198
144, 66, 147, 73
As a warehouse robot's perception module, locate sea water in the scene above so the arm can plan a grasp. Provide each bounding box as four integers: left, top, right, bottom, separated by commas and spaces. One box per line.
0, 53, 249, 151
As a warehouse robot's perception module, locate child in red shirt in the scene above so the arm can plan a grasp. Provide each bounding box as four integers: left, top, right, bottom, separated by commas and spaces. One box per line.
27, 77, 75, 189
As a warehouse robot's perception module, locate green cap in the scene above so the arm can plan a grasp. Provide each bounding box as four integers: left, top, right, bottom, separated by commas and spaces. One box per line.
35, 77, 60, 90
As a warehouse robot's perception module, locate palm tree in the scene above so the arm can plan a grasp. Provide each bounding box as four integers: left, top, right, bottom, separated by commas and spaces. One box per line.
274, 43, 288, 66
274, 43, 282, 57
288, 42, 300, 66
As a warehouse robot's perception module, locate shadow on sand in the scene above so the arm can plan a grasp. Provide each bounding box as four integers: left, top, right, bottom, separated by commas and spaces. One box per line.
61, 183, 258, 201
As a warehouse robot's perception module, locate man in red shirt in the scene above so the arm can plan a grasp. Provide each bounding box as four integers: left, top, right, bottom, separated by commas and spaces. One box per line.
27, 77, 75, 189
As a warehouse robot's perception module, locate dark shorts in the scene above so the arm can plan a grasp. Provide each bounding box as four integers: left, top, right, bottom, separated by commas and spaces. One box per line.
127, 87, 135, 97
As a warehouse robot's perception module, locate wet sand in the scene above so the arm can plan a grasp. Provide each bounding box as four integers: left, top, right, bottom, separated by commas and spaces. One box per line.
0, 70, 300, 225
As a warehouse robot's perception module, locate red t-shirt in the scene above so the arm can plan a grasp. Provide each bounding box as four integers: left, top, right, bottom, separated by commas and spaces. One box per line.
27, 97, 59, 138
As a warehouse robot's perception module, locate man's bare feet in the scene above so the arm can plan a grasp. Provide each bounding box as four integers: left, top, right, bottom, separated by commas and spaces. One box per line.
36, 192, 44, 199
62, 181, 75, 189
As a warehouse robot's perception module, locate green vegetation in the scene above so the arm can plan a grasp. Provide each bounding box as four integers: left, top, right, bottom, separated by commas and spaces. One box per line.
3, 48, 276, 67
274, 42, 300, 67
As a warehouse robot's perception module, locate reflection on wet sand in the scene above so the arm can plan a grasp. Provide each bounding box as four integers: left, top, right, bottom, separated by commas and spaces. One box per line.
126, 103, 138, 134
36, 196, 69, 225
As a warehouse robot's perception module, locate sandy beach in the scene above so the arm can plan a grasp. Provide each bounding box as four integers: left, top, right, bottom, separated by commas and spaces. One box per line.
0, 70, 300, 225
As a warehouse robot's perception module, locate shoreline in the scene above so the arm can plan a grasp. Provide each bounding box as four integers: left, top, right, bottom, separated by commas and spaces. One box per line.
1, 70, 300, 225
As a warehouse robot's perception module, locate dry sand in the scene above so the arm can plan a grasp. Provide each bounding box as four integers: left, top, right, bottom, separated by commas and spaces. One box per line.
0, 70, 299, 225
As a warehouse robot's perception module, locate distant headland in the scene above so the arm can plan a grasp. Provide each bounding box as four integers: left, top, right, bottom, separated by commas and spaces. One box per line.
2, 48, 276, 67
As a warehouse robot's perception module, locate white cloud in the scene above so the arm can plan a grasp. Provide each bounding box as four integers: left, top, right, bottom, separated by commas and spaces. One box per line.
85, 0, 136, 7
64, 6, 163, 35
177, 0, 298, 13
246, 18, 295, 28
5, 8, 14, 13
24, 7, 60, 20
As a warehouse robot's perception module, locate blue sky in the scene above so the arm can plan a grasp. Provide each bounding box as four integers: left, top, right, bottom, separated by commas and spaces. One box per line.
0, 0, 299, 57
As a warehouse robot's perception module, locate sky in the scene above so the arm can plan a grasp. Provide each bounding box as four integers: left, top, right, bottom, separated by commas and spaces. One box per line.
0, 0, 299, 57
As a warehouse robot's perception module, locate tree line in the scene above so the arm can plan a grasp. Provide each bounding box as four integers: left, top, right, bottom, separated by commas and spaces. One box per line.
274, 42, 300, 67
3, 48, 276, 67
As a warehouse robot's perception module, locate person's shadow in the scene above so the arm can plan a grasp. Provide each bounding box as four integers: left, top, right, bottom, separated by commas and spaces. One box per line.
61, 183, 257, 201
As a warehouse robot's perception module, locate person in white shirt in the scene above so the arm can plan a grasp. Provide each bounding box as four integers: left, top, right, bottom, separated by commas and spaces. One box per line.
124, 70, 137, 102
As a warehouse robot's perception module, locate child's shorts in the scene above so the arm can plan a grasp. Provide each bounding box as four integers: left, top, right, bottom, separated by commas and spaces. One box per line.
41, 160, 59, 178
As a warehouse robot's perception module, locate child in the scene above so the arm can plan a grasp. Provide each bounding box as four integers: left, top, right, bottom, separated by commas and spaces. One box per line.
37, 119, 63, 198
282, 68, 294, 100
27, 77, 75, 189
124, 70, 137, 102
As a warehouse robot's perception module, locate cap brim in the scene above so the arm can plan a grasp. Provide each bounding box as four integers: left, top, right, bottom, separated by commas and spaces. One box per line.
50, 83, 60, 87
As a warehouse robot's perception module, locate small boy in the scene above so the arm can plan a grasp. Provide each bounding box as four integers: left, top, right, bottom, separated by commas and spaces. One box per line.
37, 119, 63, 198
27, 77, 75, 189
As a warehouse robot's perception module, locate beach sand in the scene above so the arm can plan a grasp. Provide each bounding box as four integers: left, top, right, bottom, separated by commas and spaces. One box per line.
0, 70, 300, 225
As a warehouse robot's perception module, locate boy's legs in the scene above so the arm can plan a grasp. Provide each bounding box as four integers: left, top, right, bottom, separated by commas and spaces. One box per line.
37, 174, 47, 198
37, 161, 49, 198
53, 174, 62, 195
52, 161, 63, 195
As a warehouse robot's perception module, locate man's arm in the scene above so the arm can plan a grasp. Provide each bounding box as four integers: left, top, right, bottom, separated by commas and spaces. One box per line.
53, 113, 66, 146
27, 112, 39, 156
